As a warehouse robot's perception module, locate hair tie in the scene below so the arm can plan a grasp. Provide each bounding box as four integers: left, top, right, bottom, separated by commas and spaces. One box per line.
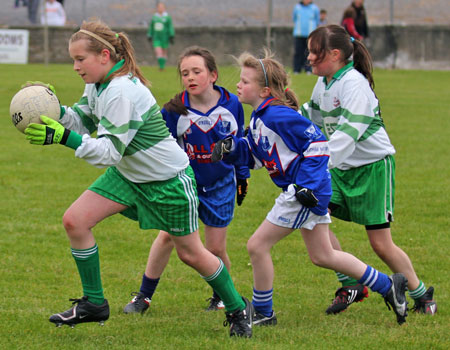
258, 59, 269, 87
285, 87, 289, 92
350, 36, 355, 43
115, 33, 119, 38
79, 29, 116, 54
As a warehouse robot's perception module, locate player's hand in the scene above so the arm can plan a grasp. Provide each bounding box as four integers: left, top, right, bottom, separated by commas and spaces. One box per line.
294, 185, 319, 208
211, 136, 233, 162
236, 178, 248, 206
25, 115, 66, 145
169, 37, 175, 45
21, 81, 56, 94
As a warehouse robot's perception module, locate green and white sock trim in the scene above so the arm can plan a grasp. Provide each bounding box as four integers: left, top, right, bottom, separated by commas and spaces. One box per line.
336, 272, 358, 287
71, 244, 98, 259
202, 258, 224, 282
408, 281, 426, 300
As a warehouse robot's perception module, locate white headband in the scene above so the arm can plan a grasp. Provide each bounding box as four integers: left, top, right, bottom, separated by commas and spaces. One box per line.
78, 29, 116, 54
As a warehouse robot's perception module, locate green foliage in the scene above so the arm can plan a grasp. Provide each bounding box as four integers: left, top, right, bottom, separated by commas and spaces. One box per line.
0, 64, 449, 350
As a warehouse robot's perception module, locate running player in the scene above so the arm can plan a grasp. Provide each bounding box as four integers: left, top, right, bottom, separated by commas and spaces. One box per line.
302, 24, 436, 315
23, 20, 253, 338
212, 49, 409, 326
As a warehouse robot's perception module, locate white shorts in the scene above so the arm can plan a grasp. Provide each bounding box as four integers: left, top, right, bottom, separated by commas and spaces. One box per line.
266, 185, 331, 230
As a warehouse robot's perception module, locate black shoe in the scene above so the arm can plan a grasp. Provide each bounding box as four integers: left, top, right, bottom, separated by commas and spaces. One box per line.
411, 286, 437, 315
253, 310, 277, 326
224, 297, 253, 338
205, 295, 225, 311
325, 284, 369, 315
49, 296, 109, 327
384, 273, 408, 325
123, 292, 151, 314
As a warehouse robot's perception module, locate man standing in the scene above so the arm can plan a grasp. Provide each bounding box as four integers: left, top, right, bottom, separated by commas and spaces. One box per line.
292, 0, 319, 74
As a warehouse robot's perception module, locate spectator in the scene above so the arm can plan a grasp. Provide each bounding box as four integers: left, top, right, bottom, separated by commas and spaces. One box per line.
147, 2, 175, 71
41, 0, 66, 26
341, 6, 363, 40
292, 0, 320, 74
27, 0, 40, 24
351, 0, 369, 39
319, 9, 327, 26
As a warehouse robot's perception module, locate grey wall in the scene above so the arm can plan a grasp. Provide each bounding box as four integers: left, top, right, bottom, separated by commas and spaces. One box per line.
18, 25, 450, 70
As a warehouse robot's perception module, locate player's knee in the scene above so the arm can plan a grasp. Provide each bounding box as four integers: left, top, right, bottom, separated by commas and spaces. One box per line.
308, 252, 331, 268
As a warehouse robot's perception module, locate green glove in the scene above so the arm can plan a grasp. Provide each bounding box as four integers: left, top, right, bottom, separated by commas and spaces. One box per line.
24, 115, 82, 150
21, 81, 56, 94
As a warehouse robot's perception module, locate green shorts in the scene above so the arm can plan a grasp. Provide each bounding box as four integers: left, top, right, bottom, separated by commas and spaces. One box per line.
330, 155, 395, 226
89, 166, 199, 236
153, 40, 169, 49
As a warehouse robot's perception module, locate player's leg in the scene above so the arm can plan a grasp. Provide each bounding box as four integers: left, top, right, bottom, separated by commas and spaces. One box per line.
204, 225, 229, 311
247, 219, 293, 326
153, 45, 166, 70
367, 226, 436, 314
171, 231, 253, 337
50, 189, 127, 327
123, 230, 175, 314
301, 223, 408, 324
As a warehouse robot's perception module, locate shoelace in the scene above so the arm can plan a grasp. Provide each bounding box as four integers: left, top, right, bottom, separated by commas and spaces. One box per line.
68, 297, 86, 305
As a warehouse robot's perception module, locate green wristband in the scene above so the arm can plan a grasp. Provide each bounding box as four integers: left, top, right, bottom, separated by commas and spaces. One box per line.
60, 129, 82, 150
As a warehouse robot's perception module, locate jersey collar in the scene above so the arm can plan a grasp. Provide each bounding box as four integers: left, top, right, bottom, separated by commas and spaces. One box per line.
322, 61, 354, 90
181, 85, 230, 114
95, 59, 125, 95
255, 97, 276, 114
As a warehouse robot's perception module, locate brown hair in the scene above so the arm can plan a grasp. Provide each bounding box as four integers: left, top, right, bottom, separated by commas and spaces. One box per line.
164, 46, 219, 115
70, 19, 149, 86
235, 48, 299, 110
308, 24, 374, 89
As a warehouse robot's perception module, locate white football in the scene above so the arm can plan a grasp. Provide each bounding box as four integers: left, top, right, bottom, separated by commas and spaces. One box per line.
10, 85, 60, 133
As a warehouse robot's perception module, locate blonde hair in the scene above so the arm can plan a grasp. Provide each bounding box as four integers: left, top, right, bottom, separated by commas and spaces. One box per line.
70, 19, 149, 86
235, 49, 299, 110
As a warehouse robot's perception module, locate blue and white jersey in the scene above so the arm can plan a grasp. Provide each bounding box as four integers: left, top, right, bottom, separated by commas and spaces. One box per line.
162, 86, 250, 189
226, 98, 331, 215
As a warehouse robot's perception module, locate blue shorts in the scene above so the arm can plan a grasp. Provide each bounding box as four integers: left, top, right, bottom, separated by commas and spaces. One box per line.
197, 171, 236, 228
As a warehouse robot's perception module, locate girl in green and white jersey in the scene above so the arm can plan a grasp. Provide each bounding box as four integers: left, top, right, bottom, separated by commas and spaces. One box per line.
24, 19, 253, 337
302, 24, 436, 316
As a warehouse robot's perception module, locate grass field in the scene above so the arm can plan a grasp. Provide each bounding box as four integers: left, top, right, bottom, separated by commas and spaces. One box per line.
0, 64, 449, 350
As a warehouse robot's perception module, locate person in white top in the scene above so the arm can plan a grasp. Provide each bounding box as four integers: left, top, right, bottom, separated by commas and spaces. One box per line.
41, 0, 66, 26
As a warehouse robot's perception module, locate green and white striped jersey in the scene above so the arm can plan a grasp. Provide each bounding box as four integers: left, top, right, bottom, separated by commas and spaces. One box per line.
60, 73, 189, 183
301, 62, 395, 170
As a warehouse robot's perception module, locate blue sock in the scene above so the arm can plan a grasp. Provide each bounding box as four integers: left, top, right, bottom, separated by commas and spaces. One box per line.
358, 265, 392, 297
140, 274, 160, 300
252, 288, 273, 317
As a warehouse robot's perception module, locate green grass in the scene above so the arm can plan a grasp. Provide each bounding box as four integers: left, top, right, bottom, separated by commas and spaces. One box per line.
0, 64, 449, 350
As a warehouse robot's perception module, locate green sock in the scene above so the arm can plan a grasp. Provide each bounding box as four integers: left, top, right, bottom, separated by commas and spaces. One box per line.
202, 258, 245, 313
71, 244, 104, 305
336, 272, 358, 287
157, 57, 166, 69
408, 281, 426, 300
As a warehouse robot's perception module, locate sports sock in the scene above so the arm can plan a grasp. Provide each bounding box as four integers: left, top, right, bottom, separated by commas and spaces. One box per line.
357, 265, 391, 297
71, 244, 104, 305
252, 288, 273, 317
335, 272, 358, 287
201, 258, 245, 313
408, 280, 426, 300
157, 57, 166, 70
140, 274, 160, 300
